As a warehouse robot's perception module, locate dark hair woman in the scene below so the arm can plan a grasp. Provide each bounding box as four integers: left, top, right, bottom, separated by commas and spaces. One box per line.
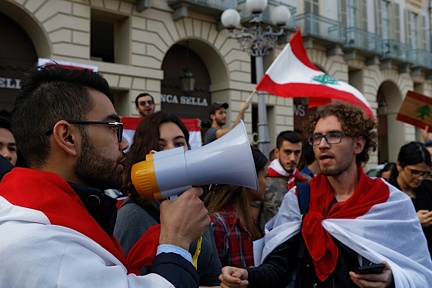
389, 141, 432, 257
114, 111, 222, 287
379, 162, 396, 181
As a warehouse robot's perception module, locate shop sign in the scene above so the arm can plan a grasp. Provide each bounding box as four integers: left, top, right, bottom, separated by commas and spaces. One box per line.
161, 94, 208, 106
0, 77, 21, 89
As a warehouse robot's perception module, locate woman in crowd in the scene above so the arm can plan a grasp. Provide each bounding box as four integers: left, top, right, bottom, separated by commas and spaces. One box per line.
204, 147, 268, 267
114, 111, 221, 287
388, 141, 432, 257
379, 162, 396, 181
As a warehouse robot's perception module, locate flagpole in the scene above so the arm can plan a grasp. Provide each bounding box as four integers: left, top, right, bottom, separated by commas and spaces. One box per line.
255, 56, 271, 158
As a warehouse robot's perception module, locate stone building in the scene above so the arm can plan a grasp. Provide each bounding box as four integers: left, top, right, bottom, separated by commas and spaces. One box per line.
2, 0, 432, 169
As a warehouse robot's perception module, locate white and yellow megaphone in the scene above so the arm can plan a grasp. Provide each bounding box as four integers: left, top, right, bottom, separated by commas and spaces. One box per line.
131, 120, 258, 200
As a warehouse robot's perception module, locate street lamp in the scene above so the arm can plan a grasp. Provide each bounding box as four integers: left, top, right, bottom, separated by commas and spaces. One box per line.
221, 0, 290, 157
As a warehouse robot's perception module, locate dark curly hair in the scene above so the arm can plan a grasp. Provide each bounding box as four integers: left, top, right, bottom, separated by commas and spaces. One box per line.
302, 102, 377, 166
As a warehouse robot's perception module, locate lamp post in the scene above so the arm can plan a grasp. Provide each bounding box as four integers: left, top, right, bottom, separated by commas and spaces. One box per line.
221, 0, 290, 157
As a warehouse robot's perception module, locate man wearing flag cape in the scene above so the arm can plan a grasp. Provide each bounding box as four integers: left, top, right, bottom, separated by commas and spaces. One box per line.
220, 102, 432, 287
0, 65, 210, 287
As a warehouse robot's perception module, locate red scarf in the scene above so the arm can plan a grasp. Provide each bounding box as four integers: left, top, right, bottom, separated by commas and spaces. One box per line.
301, 167, 389, 281
125, 224, 161, 275
268, 166, 308, 190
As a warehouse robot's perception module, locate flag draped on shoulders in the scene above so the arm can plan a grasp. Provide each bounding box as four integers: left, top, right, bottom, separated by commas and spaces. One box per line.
258, 168, 432, 287
256, 30, 374, 118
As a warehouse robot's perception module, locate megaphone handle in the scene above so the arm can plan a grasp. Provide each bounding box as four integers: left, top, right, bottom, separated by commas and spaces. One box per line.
169, 195, 178, 201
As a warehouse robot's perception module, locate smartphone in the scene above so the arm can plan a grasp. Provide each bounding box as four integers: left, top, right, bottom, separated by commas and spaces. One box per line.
355, 263, 386, 274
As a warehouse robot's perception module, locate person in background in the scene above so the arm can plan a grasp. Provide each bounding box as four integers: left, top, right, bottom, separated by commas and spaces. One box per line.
388, 141, 432, 257
135, 92, 156, 119
0, 65, 209, 287
204, 147, 268, 268
300, 141, 319, 177
0, 116, 17, 166
204, 100, 250, 145
378, 162, 396, 182
115, 111, 222, 287
220, 102, 432, 288
260, 130, 310, 227
268, 147, 277, 163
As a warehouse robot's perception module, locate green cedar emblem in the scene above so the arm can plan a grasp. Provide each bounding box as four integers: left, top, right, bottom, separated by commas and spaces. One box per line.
416, 105, 431, 120
312, 74, 339, 85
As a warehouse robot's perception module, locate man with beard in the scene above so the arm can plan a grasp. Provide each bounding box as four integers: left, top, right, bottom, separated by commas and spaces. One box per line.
0, 65, 210, 287
135, 92, 156, 119
220, 102, 432, 287
259, 130, 310, 227
204, 100, 250, 145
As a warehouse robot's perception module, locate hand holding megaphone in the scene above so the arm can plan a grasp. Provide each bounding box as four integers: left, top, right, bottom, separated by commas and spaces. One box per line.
131, 121, 258, 200
159, 188, 210, 250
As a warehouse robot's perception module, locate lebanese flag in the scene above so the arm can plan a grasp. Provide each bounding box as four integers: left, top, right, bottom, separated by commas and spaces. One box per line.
256, 30, 374, 118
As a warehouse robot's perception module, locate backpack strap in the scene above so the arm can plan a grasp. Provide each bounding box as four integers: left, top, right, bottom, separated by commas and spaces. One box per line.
296, 182, 310, 269
296, 182, 310, 215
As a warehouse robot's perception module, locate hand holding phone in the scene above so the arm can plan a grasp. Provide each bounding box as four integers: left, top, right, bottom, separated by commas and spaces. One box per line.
355, 263, 386, 275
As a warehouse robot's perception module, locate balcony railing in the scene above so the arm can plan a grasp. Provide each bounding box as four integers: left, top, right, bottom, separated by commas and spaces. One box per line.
342, 27, 381, 54
295, 12, 343, 44
409, 49, 432, 69
379, 39, 410, 62
167, 0, 238, 17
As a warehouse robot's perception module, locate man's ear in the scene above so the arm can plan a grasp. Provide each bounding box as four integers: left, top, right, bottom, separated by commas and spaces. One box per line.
210, 114, 216, 121
274, 148, 280, 159
354, 136, 366, 155
52, 120, 79, 156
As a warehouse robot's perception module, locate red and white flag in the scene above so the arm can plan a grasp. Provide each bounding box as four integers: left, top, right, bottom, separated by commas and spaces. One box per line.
256, 30, 374, 117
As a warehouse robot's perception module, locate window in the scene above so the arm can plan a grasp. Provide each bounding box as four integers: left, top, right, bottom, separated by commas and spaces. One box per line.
90, 10, 129, 64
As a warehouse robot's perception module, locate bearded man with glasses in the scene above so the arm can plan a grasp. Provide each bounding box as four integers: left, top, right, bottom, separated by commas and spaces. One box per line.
0, 65, 210, 287
220, 102, 432, 288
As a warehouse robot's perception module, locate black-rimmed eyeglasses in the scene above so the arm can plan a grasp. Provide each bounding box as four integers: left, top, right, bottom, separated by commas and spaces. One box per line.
404, 167, 432, 178
45, 120, 123, 143
307, 132, 351, 146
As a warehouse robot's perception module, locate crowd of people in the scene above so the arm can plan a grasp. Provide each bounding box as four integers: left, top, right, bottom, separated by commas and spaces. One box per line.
0, 65, 432, 287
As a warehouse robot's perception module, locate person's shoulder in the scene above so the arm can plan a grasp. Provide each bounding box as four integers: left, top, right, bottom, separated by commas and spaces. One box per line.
116, 201, 158, 227
205, 127, 218, 134
210, 211, 234, 227
266, 176, 287, 188
298, 172, 312, 182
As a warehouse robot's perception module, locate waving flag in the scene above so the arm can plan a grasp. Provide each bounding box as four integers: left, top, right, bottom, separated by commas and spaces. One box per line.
256, 30, 374, 117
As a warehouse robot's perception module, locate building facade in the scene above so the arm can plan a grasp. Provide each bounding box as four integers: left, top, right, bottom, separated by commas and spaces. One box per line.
2, 0, 432, 170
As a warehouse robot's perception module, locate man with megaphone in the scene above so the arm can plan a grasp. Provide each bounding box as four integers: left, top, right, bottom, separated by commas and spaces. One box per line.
0, 65, 209, 288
